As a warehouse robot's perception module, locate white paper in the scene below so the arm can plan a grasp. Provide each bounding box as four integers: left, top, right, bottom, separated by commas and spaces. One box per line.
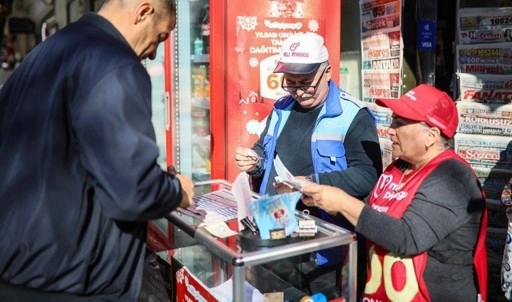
232, 172, 255, 231
274, 154, 296, 183
209, 278, 264, 302
273, 155, 307, 190
204, 221, 238, 238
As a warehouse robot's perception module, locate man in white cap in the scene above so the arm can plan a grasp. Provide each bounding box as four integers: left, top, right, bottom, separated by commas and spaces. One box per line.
235, 32, 382, 298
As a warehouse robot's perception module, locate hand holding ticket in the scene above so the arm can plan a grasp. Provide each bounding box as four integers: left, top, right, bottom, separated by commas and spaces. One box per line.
235, 147, 261, 173
273, 155, 316, 194
273, 155, 299, 184
282, 180, 307, 191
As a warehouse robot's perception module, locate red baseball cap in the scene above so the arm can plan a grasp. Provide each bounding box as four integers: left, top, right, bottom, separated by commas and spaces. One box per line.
376, 84, 459, 138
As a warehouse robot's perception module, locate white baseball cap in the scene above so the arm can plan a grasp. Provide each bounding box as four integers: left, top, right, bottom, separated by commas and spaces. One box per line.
273, 32, 329, 74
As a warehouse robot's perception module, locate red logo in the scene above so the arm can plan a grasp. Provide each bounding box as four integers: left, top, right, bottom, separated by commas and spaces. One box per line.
273, 209, 285, 219
289, 42, 300, 51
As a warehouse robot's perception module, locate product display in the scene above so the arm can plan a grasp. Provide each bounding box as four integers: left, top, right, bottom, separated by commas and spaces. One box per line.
455, 5, 512, 301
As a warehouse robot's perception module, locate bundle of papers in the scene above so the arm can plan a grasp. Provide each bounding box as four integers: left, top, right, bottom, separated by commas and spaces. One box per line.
183, 189, 238, 223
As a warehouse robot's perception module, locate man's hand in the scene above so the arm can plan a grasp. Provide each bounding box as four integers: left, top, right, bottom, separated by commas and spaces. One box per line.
175, 174, 194, 209
273, 180, 295, 194
300, 184, 342, 213
234, 147, 261, 172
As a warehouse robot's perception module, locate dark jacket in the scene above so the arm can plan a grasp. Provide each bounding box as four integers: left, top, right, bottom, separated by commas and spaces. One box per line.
0, 13, 181, 301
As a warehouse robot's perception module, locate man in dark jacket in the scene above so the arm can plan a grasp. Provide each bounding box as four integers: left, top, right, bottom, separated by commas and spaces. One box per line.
0, 0, 193, 301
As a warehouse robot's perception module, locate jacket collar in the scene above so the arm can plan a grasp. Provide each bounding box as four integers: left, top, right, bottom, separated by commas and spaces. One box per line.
78, 13, 131, 49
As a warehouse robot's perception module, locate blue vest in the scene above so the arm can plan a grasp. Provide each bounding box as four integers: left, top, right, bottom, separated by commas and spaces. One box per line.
259, 81, 373, 195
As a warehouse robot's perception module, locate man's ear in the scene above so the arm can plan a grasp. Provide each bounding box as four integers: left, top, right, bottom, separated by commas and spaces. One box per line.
324, 64, 333, 81
134, 2, 154, 24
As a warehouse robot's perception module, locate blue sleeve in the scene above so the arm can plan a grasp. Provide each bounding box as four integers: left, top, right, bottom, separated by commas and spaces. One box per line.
318, 109, 383, 199
72, 64, 182, 221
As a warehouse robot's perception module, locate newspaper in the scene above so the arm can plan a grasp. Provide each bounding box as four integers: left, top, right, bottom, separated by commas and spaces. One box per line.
362, 31, 401, 61
457, 73, 512, 104
360, 0, 402, 102
456, 43, 512, 74
454, 133, 512, 170
362, 70, 401, 99
375, 124, 390, 140
379, 137, 394, 169
366, 101, 392, 126
360, 0, 401, 35
458, 7, 512, 44
457, 101, 512, 136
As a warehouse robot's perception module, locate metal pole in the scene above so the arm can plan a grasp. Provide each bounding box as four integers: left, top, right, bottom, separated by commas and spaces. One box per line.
232, 265, 245, 302
348, 240, 358, 302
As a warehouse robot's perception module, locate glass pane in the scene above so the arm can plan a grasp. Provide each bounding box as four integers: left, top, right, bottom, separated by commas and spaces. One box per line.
148, 44, 167, 168
174, 0, 211, 182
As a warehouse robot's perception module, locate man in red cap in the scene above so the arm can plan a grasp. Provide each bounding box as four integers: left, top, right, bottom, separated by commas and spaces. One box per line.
301, 84, 488, 301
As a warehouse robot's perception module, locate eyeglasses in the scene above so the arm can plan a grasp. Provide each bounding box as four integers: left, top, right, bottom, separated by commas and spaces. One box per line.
281, 67, 327, 94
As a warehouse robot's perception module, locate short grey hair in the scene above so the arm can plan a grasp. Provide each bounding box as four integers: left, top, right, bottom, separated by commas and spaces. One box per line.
420, 122, 451, 149
155, 0, 177, 18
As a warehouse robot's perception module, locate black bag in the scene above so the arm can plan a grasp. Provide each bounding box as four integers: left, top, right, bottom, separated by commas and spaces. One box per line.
138, 251, 174, 302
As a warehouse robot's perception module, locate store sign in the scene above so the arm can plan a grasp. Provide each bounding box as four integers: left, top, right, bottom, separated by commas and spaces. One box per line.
418, 19, 436, 51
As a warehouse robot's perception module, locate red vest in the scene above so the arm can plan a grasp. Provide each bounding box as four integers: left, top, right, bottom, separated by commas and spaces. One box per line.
363, 150, 488, 301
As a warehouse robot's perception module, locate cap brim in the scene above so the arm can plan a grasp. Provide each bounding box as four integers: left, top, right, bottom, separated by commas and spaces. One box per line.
273, 62, 321, 74
375, 98, 424, 122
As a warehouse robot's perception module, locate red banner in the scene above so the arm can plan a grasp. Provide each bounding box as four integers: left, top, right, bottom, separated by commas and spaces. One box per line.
217, 0, 341, 181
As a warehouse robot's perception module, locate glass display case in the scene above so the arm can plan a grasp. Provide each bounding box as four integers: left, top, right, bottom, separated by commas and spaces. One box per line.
152, 180, 357, 302
171, 0, 211, 182
146, 0, 212, 260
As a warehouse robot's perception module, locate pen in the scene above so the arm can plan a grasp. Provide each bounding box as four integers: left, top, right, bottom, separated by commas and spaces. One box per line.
241, 217, 258, 235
